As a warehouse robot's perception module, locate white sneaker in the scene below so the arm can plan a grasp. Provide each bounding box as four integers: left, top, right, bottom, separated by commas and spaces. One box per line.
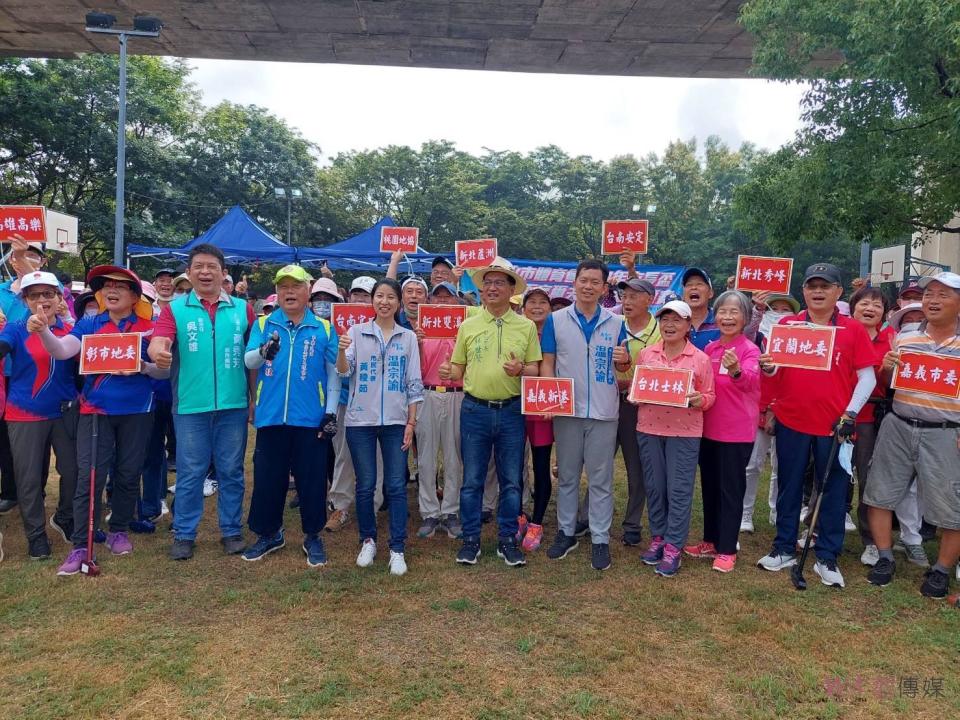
168, 484, 176, 494
860, 544, 879, 566
159, 499, 170, 517
388, 550, 407, 576
901, 543, 930, 568
356, 538, 376, 568
814, 560, 845, 588
844, 513, 856, 532
757, 551, 797, 571
203, 477, 218, 497
740, 517, 754, 534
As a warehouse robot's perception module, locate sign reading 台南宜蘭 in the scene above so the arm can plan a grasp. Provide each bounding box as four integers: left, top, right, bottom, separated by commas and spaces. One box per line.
601, 220, 648, 255
0, 205, 46, 243
892, 350, 960, 399
455, 238, 497, 269
331, 304, 376, 335
627, 365, 692, 408
767, 323, 836, 371
521, 376, 575, 416
418, 304, 467, 339
380, 226, 419, 254
735, 255, 793, 294
79, 333, 142, 375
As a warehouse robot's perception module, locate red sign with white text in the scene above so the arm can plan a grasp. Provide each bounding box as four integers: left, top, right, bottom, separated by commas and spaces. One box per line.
380, 226, 419, 254
79, 333, 142, 375
601, 219, 648, 255
522, 377, 575, 416
892, 350, 960, 399
418, 304, 467, 339
767, 323, 836, 371
735, 255, 794, 294
628, 365, 692, 407
455, 238, 498, 269
0, 205, 46, 242
331, 304, 376, 335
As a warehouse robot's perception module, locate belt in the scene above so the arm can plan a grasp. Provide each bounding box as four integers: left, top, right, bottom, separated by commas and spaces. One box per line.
465, 393, 520, 408
425, 385, 463, 393
892, 411, 960, 430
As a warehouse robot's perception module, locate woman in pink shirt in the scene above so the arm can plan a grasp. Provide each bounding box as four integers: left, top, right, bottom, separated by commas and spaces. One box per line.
685, 291, 760, 573
634, 300, 715, 577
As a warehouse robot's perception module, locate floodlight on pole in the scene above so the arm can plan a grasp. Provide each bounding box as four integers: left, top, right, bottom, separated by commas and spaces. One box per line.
85, 14, 163, 266
274, 188, 303, 245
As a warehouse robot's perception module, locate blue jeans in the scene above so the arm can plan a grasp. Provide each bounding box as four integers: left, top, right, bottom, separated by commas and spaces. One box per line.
346, 424, 408, 553
459, 397, 524, 541
773, 423, 847, 562
172, 408, 247, 542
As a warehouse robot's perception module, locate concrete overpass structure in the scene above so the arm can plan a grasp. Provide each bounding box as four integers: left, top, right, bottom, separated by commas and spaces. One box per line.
0, 1, 754, 77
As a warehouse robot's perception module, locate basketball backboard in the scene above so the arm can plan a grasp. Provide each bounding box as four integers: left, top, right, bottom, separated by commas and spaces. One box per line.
870, 245, 905, 284
45, 209, 79, 256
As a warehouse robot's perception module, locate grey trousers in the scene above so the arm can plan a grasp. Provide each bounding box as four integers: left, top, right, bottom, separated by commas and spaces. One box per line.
637, 432, 700, 548
416, 389, 463, 519
8, 411, 78, 542
554, 416, 618, 544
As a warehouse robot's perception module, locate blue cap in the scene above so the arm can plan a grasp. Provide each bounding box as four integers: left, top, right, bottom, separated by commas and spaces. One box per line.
681, 267, 712, 289
430, 281, 459, 297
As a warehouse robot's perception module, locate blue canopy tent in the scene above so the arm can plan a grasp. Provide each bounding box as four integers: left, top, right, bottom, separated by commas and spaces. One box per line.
126, 205, 298, 264
297, 217, 454, 274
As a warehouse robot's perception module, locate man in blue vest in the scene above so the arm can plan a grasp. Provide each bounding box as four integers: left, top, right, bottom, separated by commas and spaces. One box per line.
540, 258, 626, 571
149, 243, 256, 560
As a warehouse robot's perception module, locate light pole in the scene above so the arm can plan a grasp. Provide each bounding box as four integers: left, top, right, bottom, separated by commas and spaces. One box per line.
85, 13, 163, 266
274, 188, 303, 245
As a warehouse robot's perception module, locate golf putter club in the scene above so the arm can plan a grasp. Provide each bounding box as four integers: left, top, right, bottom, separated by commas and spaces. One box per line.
791, 431, 841, 591
81, 414, 100, 577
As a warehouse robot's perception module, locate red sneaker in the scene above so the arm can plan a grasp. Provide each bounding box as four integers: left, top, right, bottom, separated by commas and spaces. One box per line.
521, 523, 544, 552
683, 541, 717, 559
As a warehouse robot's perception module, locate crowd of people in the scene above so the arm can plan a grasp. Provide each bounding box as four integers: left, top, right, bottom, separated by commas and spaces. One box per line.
0, 235, 957, 606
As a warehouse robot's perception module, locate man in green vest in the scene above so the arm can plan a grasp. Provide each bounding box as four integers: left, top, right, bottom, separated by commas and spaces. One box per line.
149, 243, 256, 560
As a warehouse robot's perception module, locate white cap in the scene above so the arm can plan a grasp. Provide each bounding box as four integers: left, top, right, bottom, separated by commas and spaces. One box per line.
918, 271, 960, 291
654, 299, 693, 319
350, 276, 376, 294
17, 271, 61, 295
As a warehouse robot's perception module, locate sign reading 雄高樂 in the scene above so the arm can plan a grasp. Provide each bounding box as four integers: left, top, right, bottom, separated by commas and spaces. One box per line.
79, 333, 142, 375
892, 350, 960, 399
601, 220, 648, 255
331, 304, 376, 335
521, 376, 575, 416
380, 226, 419, 254
455, 238, 497, 269
0, 205, 46, 243
628, 365, 692, 408
418, 304, 467, 339
767, 323, 836, 371
735, 255, 793, 294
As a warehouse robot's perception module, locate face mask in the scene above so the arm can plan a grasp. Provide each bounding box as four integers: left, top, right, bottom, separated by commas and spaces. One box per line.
312, 301, 332, 319
84, 305, 99, 318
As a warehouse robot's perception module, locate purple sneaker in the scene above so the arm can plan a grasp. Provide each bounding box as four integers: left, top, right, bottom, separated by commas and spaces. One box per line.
106, 531, 133, 556
57, 547, 87, 576
655, 543, 682, 577
640, 535, 666, 565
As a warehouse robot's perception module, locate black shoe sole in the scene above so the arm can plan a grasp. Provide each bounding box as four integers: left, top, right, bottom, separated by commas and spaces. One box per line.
868, 575, 893, 587
547, 541, 579, 560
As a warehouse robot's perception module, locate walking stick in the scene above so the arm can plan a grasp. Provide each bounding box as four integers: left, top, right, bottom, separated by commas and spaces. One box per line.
80, 414, 100, 577
791, 432, 841, 591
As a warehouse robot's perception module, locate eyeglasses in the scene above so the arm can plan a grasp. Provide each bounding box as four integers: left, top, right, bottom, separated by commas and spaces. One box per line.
482, 279, 510, 288
25, 290, 58, 301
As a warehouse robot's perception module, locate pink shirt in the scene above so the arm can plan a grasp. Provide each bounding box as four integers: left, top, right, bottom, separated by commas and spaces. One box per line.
419, 337, 461, 388
636, 340, 715, 438
702, 334, 761, 443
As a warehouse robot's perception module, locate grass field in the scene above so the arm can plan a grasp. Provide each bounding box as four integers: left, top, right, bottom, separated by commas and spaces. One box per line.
0, 438, 958, 720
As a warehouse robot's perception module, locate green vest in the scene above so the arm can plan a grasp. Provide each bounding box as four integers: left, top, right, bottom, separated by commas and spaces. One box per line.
171, 291, 250, 415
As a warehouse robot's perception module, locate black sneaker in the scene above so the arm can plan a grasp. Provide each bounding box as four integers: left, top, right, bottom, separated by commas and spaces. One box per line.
497, 538, 527, 567
28, 534, 51, 560
621, 530, 642, 547
920, 568, 949, 599
592, 542, 611, 571
546, 531, 579, 560
169, 538, 195, 560
456, 539, 481, 565
0, 498, 17, 514
867, 557, 896, 587
573, 520, 590, 537
49, 515, 73, 543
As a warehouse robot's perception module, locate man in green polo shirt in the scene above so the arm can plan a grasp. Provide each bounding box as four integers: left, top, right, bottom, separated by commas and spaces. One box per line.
439, 258, 541, 567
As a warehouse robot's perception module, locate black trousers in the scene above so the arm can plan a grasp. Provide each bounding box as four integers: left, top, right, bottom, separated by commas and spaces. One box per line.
699, 438, 754, 555
249, 425, 328, 538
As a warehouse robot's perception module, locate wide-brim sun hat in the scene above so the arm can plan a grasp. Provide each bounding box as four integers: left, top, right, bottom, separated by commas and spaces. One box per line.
888, 302, 924, 332
310, 277, 343, 301
86, 265, 153, 321
471, 256, 527, 296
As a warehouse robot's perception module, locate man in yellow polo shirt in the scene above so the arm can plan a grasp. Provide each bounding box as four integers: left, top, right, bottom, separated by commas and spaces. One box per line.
439, 258, 541, 567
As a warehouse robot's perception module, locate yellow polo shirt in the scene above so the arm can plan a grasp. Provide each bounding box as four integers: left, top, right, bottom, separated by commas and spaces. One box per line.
451, 307, 542, 400
615, 313, 661, 386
